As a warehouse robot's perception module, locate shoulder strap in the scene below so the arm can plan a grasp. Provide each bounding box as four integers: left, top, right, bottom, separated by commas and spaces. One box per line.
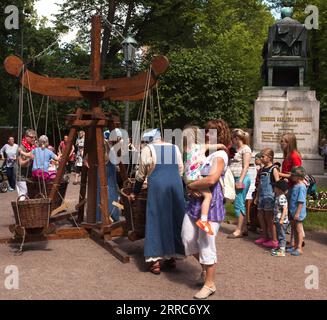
269, 165, 277, 183
268, 164, 277, 174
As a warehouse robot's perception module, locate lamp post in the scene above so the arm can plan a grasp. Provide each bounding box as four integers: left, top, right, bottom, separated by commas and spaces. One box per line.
122, 33, 137, 132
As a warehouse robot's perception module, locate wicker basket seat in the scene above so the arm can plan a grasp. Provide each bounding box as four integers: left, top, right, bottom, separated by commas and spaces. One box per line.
26, 177, 69, 212
11, 196, 51, 230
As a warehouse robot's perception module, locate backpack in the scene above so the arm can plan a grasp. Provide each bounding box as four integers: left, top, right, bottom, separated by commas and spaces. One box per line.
304, 174, 318, 199
259, 164, 278, 185
219, 166, 236, 202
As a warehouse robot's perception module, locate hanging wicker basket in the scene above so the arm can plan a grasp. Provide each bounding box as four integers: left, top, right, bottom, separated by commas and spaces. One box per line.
26, 177, 69, 212
11, 195, 51, 229
120, 183, 147, 241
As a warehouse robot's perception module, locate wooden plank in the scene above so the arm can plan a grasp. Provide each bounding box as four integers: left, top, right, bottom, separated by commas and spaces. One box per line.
49, 108, 82, 200
96, 126, 111, 226
103, 218, 127, 235
49, 210, 79, 223
103, 240, 130, 263
4, 55, 169, 101
80, 222, 98, 230
110, 226, 125, 238
89, 229, 130, 263
86, 125, 98, 224
70, 120, 108, 127
0, 227, 89, 244
90, 227, 104, 239
91, 15, 101, 81
78, 85, 106, 93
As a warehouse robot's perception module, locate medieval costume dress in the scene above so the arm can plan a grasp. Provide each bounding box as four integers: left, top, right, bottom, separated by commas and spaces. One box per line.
133, 129, 185, 264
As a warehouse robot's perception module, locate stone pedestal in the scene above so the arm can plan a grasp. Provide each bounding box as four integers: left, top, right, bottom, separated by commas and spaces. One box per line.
253, 87, 324, 175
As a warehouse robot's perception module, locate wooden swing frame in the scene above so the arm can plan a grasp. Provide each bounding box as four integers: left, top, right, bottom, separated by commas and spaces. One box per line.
1, 15, 169, 262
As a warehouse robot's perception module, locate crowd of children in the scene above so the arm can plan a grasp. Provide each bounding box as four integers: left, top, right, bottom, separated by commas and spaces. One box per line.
252, 148, 308, 257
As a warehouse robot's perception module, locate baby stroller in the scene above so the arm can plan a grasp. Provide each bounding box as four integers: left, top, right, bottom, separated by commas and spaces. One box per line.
0, 160, 8, 193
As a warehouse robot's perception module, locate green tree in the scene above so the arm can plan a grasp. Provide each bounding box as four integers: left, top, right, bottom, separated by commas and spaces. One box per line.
55, 0, 201, 77
0, 0, 59, 127
158, 48, 246, 129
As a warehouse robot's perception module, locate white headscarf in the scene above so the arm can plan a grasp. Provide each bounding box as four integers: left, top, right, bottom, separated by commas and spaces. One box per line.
142, 128, 161, 143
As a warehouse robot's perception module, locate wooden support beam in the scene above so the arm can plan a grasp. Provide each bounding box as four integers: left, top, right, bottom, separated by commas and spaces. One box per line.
0, 227, 89, 244
96, 126, 111, 227
70, 119, 108, 127
89, 229, 130, 263
78, 85, 106, 93
86, 125, 97, 224
50, 210, 79, 223
49, 108, 82, 200
103, 240, 130, 263
80, 222, 98, 230
103, 218, 127, 235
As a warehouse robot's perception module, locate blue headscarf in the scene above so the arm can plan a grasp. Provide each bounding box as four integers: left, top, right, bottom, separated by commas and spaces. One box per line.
104, 130, 110, 140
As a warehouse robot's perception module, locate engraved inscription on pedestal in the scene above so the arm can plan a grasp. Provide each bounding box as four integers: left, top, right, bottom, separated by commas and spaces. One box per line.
253, 89, 319, 155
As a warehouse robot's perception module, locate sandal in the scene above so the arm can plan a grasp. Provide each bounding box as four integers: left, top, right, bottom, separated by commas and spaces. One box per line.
194, 285, 216, 299
227, 233, 243, 239
149, 261, 161, 275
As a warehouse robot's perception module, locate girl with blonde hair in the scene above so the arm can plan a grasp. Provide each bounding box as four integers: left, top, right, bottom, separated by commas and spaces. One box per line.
228, 129, 252, 238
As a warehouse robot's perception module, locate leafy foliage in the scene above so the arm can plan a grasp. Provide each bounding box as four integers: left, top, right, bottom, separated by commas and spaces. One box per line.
159, 47, 246, 129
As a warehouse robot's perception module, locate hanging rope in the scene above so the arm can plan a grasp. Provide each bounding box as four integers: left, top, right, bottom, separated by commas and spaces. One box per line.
55, 106, 62, 143
25, 69, 37, 132
155, 83, 164, 136
36, 95, 45, 132
25, 38, 60, 67
16, 65, 25, 187
45, 96, 49, 135
52, 107, 56, 150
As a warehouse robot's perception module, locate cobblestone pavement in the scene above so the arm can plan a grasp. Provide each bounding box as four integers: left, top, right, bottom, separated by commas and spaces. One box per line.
0, 181, 326, 300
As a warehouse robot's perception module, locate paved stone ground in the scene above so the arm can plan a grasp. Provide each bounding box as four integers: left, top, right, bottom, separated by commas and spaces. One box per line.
0, 180, 326, 300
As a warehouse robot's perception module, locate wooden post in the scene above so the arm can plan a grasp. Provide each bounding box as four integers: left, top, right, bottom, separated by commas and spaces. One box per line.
96, 126, 111, 226
49, 108, 82, 200
86, 15, 111, 226
86, 122, 97, 224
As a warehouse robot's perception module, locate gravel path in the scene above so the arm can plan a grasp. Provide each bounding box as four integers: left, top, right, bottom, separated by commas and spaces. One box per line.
0, 180, 326, 300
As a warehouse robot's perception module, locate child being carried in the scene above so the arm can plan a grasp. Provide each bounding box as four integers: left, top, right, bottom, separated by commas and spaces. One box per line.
183, 125, 225, 235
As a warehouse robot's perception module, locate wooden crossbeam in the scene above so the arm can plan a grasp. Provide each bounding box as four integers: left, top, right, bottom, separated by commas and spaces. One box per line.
0, 227, 89, 244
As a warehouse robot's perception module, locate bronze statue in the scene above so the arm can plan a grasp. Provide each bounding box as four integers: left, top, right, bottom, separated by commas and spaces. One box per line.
262, 1, 308, 87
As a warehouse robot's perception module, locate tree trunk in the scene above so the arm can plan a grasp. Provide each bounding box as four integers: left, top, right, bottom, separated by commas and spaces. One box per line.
100, 0, 117, 78
107, 1, 135, 68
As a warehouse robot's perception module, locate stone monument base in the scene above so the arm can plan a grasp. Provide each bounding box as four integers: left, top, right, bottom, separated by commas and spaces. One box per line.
253, 87, 324, 175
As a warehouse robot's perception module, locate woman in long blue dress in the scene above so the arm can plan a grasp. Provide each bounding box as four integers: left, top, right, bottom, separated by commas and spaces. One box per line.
96, 130, 121, 222
130, 129, 185, 274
